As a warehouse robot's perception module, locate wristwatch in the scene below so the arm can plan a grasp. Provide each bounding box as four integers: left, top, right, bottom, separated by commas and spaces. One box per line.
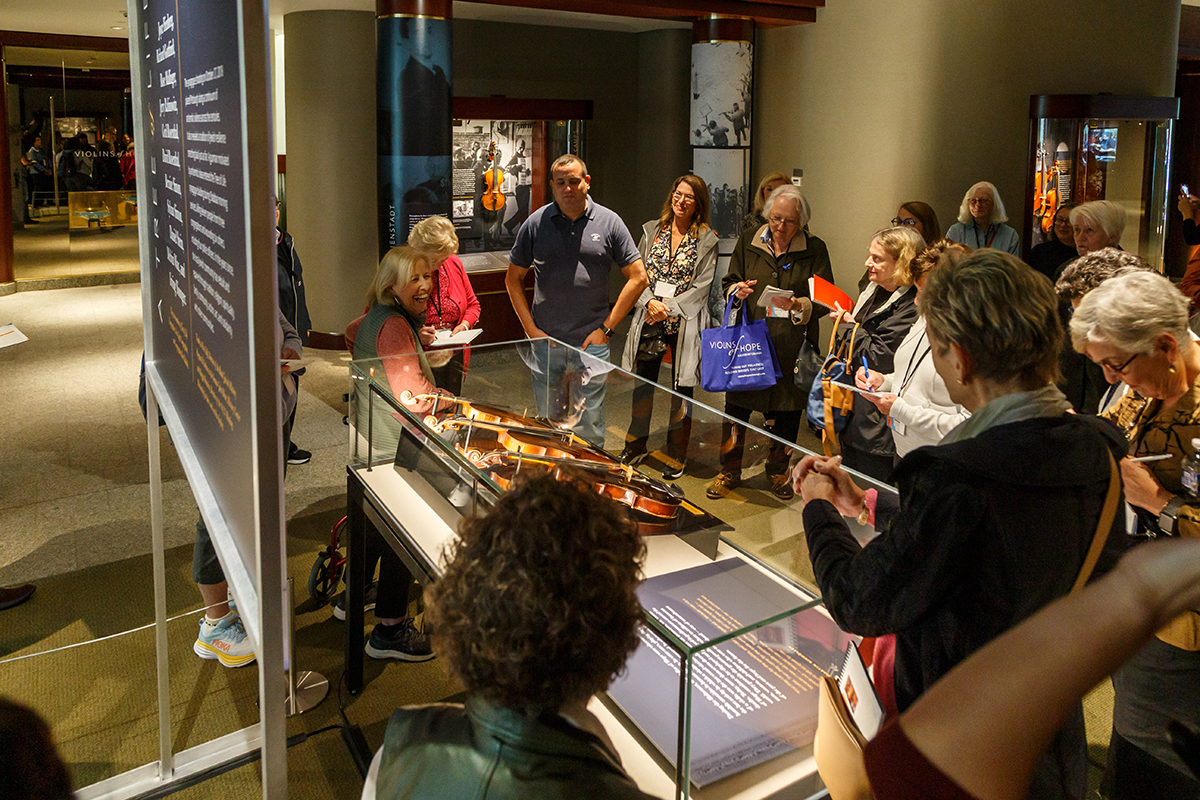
600, 324, 615, 339
1159, 494, 1187, 535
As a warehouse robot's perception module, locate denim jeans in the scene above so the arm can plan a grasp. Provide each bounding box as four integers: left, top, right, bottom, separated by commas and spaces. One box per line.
528, 339, 611, 448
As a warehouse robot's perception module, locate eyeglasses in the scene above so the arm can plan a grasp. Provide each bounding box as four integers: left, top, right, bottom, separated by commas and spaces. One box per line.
767, 215, 798, 227
891, 217, 918, 227
672, 191, 696, 204
968, 197, 993, 206
1098, 351, 1140, 375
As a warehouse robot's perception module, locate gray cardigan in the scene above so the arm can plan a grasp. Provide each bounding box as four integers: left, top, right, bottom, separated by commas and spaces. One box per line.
620, 220, 720, 389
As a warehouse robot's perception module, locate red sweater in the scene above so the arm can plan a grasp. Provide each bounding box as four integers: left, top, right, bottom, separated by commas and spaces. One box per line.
425, 255, 482, 369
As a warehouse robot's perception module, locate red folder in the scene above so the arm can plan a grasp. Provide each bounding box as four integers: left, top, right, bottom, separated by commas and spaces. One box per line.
808, 275, 854, 313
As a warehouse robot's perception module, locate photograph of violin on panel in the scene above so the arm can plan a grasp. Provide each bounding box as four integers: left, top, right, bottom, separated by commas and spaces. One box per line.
451, 119, 534, 253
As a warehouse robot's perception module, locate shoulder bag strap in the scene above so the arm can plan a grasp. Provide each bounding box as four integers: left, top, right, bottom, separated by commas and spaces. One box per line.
1071, 451, 1120, 593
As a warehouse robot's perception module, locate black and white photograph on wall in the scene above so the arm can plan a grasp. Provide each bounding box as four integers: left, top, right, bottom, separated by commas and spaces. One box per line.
693, 148, 751, 246
690, 41, 752, 148
452, 119, 534, 253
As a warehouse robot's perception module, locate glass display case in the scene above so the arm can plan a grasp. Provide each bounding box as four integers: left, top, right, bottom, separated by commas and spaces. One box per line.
348, 338, 891, 798
1026, 94, 1179, 271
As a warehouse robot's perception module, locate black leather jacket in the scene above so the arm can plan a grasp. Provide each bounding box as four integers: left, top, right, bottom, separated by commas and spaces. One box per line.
375, 697, 656, 800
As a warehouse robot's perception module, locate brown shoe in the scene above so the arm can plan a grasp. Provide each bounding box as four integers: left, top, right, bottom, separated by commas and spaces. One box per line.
0, 584, 35, 611
706, 472, 741, 499
768, 473, 795, 501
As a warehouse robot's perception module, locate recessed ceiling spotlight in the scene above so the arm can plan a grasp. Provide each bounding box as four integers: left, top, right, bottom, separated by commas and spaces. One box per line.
112, 25, 124, 30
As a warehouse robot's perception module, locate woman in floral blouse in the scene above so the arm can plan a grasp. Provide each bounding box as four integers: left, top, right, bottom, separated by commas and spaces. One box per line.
619, 175, 719, 480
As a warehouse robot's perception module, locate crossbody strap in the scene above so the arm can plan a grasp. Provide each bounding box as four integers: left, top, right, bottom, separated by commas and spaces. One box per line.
1072, 451, 1120, 593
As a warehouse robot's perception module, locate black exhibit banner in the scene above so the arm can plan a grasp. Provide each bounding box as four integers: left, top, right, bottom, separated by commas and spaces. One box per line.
140, 0, 258, 572
607, 561, 854, 787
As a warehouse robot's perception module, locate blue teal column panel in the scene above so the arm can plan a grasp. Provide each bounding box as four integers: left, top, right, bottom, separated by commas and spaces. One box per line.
377, 0, 452, 257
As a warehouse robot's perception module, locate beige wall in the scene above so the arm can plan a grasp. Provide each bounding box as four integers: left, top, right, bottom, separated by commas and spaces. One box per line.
454, 21, 691, 232
283, 18, 691, 334
755, 0, 1180, 292
284, 10, 378, 335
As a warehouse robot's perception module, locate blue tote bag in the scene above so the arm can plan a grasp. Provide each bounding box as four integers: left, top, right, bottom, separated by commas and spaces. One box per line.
700, 296, 781, 393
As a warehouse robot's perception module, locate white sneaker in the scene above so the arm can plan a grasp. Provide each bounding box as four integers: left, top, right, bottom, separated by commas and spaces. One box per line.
194, 613, 256, 668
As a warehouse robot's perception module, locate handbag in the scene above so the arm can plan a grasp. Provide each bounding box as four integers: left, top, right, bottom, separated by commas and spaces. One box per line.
635, 320, 669, 362
700, 296, 781, 393
811, 452, 1121, 798
793, 338, 823, 394
807, 322, 859, 456
815, 676, 873, 800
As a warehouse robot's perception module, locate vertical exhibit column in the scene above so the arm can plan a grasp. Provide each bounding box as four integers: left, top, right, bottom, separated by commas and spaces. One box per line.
690, 17, 754, 287
377, 0, 452, 257
0, 65, 13, 287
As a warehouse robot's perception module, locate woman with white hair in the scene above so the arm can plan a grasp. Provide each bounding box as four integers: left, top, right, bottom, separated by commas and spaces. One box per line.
1073, 270, 1200, 798
707, 183, 834, 501
945, 181, 1020, 255
407, 215, 481, 396
1070, 200, 1127, 256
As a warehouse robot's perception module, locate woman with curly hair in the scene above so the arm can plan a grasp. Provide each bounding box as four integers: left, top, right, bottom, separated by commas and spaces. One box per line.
366, 474, 656, 800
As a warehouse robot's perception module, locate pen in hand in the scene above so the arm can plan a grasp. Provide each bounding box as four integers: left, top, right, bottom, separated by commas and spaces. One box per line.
1128, 454, 1173, 463
861, 356, 870, 381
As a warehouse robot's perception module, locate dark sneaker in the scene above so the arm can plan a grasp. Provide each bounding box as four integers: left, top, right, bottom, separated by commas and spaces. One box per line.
332, 581, 377, 621
617, 441, 648, 465
661, 459, 686, 481
768, 473, 795, 501
287, 446, 312, 465
0, 584, 35, 610
365, 619, 433, 662
705, 472, 741, 499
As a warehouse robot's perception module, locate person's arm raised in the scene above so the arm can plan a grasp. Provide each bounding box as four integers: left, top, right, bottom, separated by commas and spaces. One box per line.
892, 538, 1200, 800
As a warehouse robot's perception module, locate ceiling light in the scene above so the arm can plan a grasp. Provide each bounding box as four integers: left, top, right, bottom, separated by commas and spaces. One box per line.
111, 25, 124, 30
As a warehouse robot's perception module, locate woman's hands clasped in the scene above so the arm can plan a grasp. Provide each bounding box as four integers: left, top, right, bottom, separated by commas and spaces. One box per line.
792, 454, 867, 517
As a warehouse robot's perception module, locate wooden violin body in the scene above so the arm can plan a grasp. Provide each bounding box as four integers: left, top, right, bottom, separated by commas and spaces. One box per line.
481, 141, 506, 214
423, 400, 692, 534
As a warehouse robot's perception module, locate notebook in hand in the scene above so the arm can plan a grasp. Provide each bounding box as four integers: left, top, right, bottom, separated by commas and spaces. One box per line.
809, 275, 855, 314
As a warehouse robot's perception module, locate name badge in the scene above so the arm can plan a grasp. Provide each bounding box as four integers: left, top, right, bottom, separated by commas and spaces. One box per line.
887, 417, 906, 436
767, 306, 790, 318
654, 281, 678, 299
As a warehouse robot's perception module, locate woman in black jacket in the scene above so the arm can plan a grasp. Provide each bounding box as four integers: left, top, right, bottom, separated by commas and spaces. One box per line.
796, 250, 1129, 800
833, 227, 924, 482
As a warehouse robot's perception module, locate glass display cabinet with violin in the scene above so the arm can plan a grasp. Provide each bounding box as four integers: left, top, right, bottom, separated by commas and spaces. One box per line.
346, 338, 892, 798
451, 116, 586, 256
1025, 94, 1178, 271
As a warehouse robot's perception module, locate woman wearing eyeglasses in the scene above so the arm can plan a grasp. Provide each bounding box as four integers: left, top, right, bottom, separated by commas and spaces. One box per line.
1028, 203, 1079, 281
892, 201, 941, 242
1072, 270, 1200, 799
946, 181, 1020, 255
619, 175, 719, 478
707, 184, 833, 500
860, 202, 942, 292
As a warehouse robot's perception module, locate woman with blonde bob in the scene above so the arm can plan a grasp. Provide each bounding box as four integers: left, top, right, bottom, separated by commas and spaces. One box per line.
740, 170, 789, 234
831, 226, 924, 481
406, 215, 481, 395
1072, 269, 1200, 797
342, 246, 447, 661
946, 181, 1020, 255
1069, 200, 1127, 256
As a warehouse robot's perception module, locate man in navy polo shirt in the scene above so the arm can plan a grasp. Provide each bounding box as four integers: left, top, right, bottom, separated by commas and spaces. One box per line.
505, 154, 647, 447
